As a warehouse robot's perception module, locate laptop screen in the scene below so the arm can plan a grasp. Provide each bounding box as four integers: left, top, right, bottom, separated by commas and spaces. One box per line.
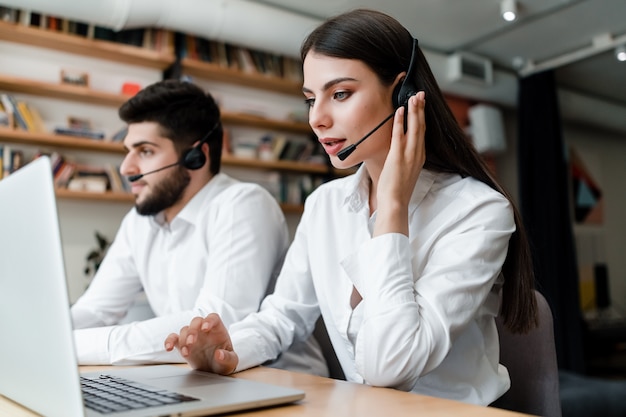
0, 156, 86, 417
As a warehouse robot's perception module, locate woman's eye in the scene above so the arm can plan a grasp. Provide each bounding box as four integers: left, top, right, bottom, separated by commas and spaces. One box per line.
139, 148, 154, 157
334, 91, 350, 100
304, 97, 315, 108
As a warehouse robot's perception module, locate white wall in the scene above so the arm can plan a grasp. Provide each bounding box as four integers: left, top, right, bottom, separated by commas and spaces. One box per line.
0, 40, 162, 302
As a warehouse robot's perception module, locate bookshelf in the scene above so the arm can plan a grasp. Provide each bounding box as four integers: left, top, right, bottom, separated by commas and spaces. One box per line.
53, 186, 305, 213
0, 128, 331, 174
0, 74, 312, 134
0, 16, 340, 214
181, 58, 302, 96
0, 20, 175, 69
0, 74, 130, 107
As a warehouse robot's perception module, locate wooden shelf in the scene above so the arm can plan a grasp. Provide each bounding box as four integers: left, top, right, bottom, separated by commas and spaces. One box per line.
0, 22, 301, 96
0, 21, 175, 69
0, 74, 131, 107
221, 153, 330, 175
181, 58, 303, 96
0, 128, 126, 153
0, 74, 310, 134
0, 129, 332, 175
0, 21, 324, 212
222, 112, 311, 134
54, 187, 304, 213
55, 188, 134, 203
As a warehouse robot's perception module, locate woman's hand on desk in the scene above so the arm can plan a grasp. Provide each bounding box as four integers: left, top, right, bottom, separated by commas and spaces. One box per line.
164, 313, 238, 375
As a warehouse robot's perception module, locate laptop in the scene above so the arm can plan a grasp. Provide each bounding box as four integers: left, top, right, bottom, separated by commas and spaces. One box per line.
0, 156, 305, 417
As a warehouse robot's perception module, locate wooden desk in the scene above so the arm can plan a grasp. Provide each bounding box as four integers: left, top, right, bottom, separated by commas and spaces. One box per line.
1, 366, 530, 417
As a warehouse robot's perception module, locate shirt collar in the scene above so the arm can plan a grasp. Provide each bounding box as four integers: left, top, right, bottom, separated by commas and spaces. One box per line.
341, 165, 436, 216
149, 173, 233, 229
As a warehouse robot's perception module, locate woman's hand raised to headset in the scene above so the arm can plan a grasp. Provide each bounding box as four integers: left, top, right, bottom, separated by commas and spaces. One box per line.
374, 92, 426, 238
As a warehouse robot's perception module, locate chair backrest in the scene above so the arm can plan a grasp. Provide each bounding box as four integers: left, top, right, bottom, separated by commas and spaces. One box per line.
491, 290, 562, 417
313, 317, 346, 380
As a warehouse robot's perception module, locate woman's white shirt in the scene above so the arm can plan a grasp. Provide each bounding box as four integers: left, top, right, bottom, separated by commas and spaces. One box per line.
230, 166, 514, 405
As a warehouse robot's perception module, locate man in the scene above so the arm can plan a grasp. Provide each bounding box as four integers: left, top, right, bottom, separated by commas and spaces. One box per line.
71, 79, 327, 375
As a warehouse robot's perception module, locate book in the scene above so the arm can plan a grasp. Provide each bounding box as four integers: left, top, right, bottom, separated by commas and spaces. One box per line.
5, 94, 28, 130
15, 101, 42, 132
53, 160, 76, 188
24, 103, 46, 132
18, 9, 31, 26
272, 135, 288, 160
236, 48, 257, 74
54, 126, 105, 140
67, 176, 108, 193
2, 144, 12, 178
0, 95, 13, 128
93, 26, 115, 41
0, 7, 19, 23
104, 163, 124, 192
10, 148, 24, 173
115, 28, 144, 47
0, 100, 9, 127
68, 164, 111, 192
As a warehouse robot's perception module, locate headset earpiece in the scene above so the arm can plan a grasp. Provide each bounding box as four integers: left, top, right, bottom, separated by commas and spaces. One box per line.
392, 38, 420, 109
180, 121, 221, 170
181, 146, 207, 170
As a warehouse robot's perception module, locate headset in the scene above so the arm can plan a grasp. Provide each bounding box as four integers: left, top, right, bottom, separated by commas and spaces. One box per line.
393, 37, 420, 110
181, 121, 220, 170
128, 121, 221, 182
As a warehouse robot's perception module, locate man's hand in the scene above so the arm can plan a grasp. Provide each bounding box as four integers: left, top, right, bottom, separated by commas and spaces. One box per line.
164, 313, 238, 374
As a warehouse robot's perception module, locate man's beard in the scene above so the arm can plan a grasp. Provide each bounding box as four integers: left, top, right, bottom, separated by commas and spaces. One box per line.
135, 166, 191, 216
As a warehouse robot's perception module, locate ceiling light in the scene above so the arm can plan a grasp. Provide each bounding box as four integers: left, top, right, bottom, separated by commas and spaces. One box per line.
616, 45, 626, 62
501, 0, 517, 22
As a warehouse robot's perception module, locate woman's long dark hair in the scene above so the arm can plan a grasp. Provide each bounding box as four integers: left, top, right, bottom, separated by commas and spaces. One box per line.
301, 9, 537, 333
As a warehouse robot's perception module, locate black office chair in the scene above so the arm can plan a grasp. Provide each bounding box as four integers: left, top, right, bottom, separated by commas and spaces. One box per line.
491, 290, 562, 417
313, 317, 346, 380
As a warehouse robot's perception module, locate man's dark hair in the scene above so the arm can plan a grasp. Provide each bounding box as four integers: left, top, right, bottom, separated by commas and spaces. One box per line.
119, 79, 223, 175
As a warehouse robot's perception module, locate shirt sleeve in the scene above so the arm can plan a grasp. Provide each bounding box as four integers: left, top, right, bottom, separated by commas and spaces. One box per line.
341, 194, 515, 391
72, 185, 290, 365
230, 201, 321, 372
71, 213, 144, 330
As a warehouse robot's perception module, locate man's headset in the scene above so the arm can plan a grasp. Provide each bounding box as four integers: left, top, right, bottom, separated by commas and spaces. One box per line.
128, 122, 220, 182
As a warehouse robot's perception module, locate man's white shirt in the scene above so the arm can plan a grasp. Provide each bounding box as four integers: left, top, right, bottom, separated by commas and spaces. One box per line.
71, 173, 290, 365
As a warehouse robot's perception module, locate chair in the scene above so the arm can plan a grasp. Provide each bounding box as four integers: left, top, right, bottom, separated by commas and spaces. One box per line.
313, 317, 346, 380
491, 290, 562, 417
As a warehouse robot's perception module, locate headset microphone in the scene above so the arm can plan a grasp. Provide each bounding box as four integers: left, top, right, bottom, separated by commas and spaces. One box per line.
126, 121, 221, 182
336, 38, 420, 162
127, 162, 181, 182
337, 112, 395, 161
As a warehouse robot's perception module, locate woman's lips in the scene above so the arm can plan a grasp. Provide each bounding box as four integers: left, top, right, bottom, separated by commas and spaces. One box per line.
319, 138, 347, 156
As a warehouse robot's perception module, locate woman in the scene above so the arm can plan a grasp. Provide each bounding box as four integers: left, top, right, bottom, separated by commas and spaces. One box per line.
165, 8, 537, 405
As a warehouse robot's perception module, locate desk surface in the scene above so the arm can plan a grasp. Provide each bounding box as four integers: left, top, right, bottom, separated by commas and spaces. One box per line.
1, 366, 529, 417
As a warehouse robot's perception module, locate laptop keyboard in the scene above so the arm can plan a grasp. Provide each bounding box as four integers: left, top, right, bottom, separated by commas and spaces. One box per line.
81, 375, 199, 414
